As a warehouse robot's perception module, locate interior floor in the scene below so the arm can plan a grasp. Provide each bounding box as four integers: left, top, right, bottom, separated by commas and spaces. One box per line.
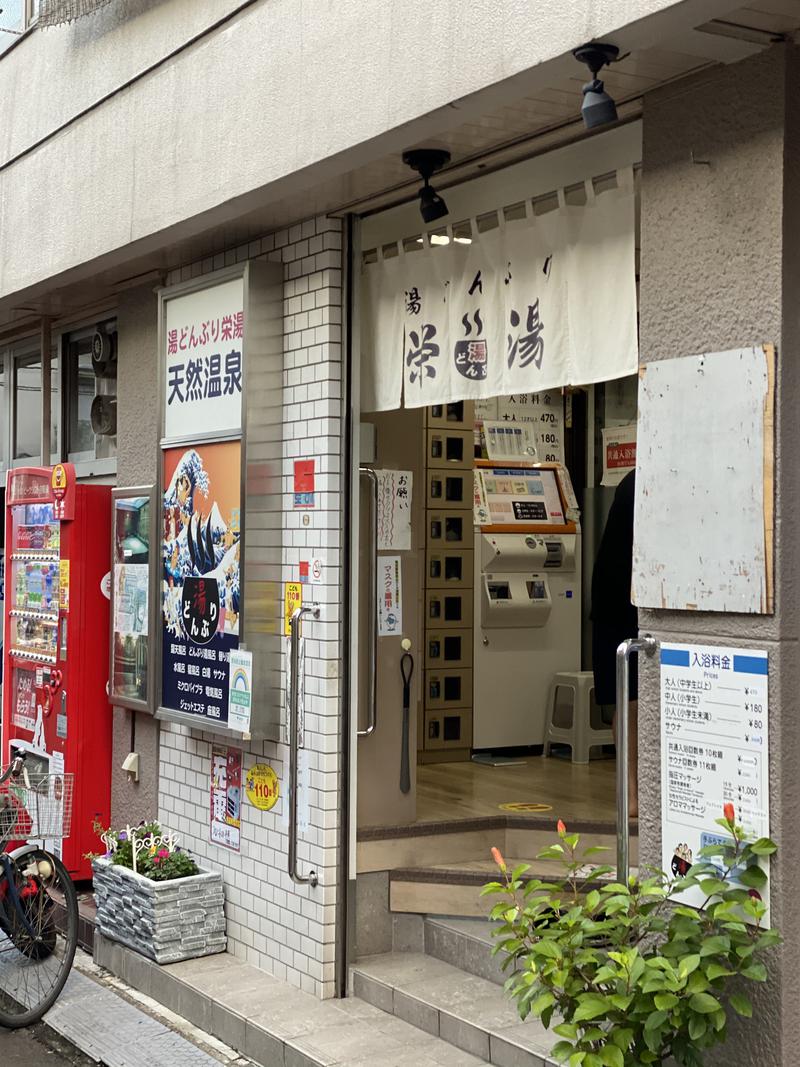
416, 752, 617, 824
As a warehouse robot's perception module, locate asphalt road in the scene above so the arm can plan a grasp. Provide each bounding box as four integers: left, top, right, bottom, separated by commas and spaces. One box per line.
0, 1023, 95, 1064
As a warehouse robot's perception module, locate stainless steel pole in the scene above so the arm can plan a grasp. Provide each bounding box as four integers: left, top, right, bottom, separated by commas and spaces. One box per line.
289, 604, 320, 887
615, 635, 657, 884
357, 467, 378, 737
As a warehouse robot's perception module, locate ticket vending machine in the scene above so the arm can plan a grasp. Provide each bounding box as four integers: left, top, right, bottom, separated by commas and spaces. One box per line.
473, 464, 581, 749
1, 464, 112, 879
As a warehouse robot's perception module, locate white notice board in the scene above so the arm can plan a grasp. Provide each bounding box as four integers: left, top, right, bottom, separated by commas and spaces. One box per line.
633, 345, 774, 614
661, 643, 770, 922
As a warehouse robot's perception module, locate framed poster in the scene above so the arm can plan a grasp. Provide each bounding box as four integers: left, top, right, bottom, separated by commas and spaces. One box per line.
109, 486, 155, 711
161, 441, 241, 726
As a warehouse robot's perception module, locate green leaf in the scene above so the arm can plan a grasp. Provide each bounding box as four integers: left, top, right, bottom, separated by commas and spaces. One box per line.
737, 865, 767, 889
749, 837, 778, 856
698, 879, 729, 896
654, 992, 679, 1010
599, 1046, 624, 1067
533, 939, 563, 959
688, 1014, 707, 1041
678, 954, 701, 979
689, 992, 721, 1014
568, 1053, 586, 1067
705, 962, 734, 981
531, 991, 555, 1017
552, 1041, 574, 1063
554, 1022, 579, 1040
644, 1010, 668, 1031
573, 995, 610, 1023
585, 890, 600, 911
741, 961, 768, 982
730, 992, 753, 1017
608, 994, 634, 1011
756, 929, 782, 950
686, 970, 711, 995
699, 935, 731, 956
583, 846, 610, 856
611, 1028, 634, 1051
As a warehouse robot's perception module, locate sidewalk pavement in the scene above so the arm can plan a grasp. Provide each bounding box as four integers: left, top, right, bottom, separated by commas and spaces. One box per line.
40, 948, 254, 1067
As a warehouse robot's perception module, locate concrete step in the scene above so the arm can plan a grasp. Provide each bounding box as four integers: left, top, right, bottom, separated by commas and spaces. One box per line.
389, 857, 635, 918
358, 815, 633, 875
352, 952, 558, 1067
424, 916, 505, 987
95, 932, 488, 1067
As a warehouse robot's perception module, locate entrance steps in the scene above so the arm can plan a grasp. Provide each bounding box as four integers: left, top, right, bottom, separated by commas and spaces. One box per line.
352, 941, 557, 1067
95, 930, 490, 1066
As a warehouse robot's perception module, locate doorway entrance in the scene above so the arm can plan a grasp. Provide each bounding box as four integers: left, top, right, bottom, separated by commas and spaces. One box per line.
352, 378, 639, 929
348, 124, 643, 938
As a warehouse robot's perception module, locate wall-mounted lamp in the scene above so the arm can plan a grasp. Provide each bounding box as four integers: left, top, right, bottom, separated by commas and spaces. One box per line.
573, 43, 619, 129
403, 148, 451, 223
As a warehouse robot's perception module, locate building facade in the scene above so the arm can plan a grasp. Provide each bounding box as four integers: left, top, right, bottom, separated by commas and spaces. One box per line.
1, 1, 799, 1062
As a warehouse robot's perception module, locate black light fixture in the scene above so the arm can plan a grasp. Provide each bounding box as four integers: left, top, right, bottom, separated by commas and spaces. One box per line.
403, 148, 451, 223
573, 43, 619, 129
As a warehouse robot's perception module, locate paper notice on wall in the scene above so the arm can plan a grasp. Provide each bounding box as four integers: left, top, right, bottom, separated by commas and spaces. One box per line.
660, 644, 770, 924
601, 423, 637, 486
377, 556, 402, 636
494, 392, 564, 465
376, 470, 413, 551
227, 649, 253, 734
210, 744, 242, 852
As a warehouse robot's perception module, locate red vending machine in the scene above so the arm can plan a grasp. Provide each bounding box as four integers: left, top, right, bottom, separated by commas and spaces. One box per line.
1, 464, 112, 880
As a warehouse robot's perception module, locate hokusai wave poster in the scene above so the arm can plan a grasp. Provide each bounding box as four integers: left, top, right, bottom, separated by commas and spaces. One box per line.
361, 171, 637, 411
161, 441, 241, 725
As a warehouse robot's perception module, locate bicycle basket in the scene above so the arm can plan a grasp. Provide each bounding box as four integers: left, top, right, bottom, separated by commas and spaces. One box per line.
0, 770, 74, 841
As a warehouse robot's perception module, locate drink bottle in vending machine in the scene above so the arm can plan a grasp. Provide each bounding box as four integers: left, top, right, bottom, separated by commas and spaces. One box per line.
1, 464, 112, 880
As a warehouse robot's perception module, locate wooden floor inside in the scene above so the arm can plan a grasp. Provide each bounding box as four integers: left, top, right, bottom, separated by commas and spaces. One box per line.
416, 753, 617, 824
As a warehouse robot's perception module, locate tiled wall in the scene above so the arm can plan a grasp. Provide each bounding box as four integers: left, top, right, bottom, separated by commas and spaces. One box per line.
158, 216, 344, 998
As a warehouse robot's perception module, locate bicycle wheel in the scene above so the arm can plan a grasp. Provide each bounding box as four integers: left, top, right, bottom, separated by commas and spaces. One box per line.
0, 850, 78, 1028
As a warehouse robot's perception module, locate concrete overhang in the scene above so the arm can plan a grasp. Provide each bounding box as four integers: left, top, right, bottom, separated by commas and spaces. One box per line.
0, 0, 795, 333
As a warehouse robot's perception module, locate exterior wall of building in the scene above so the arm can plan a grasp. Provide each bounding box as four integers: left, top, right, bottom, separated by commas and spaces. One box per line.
112, 284, 162, 825
0, 0, 727, 306
638, 45, 799, 1063
149, 217, 345, 997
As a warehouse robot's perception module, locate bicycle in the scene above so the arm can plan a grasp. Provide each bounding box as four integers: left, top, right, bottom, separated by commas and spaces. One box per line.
0, 753, 78, 1028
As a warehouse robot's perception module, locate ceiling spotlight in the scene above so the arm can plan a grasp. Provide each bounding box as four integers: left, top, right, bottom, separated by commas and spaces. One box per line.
573, 43, 619, 129
403, 148, 451, 224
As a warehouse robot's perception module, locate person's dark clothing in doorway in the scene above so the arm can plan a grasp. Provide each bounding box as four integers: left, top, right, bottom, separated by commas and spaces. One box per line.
591, 467, 639, 815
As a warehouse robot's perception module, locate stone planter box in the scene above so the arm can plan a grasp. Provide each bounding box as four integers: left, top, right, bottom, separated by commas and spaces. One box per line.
92, 856, 226, 965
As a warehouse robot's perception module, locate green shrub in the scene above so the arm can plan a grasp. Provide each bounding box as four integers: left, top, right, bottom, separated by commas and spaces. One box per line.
484, 808, 779, 1067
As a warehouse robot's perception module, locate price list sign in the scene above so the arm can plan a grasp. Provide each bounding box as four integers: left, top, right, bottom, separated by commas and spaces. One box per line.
660, 644, 770, 919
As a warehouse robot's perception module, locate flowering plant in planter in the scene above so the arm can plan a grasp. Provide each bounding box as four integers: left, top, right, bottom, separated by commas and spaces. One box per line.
90, 819, 199, 881
485, 807, 779, 1067
89, 819, 225, 964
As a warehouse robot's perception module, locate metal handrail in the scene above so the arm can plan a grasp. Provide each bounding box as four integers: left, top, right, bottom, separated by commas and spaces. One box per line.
289, 604, 320, 888
615, 634, 657, 885
358, 466, 378, 738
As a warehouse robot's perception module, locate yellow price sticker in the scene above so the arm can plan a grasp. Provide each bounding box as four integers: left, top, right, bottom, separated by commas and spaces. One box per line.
284, 582, 303, 636
245, 763, 280, 812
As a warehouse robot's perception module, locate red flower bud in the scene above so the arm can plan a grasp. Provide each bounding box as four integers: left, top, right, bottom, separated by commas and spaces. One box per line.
724, 803, 735, 824
557, 820, 567, 835
491, 847, 507, 871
